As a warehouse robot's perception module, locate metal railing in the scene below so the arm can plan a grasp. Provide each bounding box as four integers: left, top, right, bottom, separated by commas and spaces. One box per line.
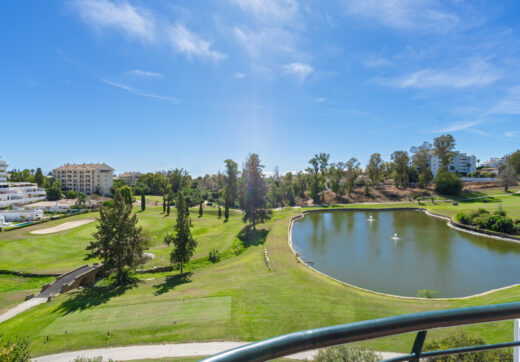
201, 302, 520, 362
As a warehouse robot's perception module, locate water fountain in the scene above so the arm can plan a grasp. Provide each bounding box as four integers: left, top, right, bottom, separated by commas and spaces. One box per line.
367, 214, 375, 222
391, 233, 399, 240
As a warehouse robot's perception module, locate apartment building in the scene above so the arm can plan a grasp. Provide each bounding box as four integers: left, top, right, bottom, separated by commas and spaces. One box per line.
481, 157, 507, 168
53, 163, 115, 196
0, 156, 47, 208
428, 152, 477, 176
117, 171, 142, 186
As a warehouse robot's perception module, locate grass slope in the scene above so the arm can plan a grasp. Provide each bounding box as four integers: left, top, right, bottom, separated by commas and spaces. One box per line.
1, 188, 519, 357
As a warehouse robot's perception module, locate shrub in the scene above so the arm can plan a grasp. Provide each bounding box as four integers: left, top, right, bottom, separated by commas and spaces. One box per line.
475, 214, 499, 230
455, 213, 472, 225
0, 336, 31, 362
491, 216, 515, 234
469, 208, 489, 219
417, 289, 438, 298
493, 210, 506, 216
424, 331, 512, 361
315, 345, 380, 362
434, 168, 462, 196
208, 249, 221, 263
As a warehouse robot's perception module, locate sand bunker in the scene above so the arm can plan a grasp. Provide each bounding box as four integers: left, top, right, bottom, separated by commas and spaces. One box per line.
31, 219, 95, 234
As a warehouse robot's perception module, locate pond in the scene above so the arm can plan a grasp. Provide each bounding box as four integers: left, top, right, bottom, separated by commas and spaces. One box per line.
291, 210, 520, 298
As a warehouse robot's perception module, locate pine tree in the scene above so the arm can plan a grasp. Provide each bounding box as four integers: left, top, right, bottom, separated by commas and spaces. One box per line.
141, 191, 146, 211
162, 194, 166, 213
164, 192, 197, 276
218, 205, 222, 219
224, 204, 229, 221
86, 190, 147, 285
34, 168, 44, 187
243, 153, 268, 230
199, 201, 203, 217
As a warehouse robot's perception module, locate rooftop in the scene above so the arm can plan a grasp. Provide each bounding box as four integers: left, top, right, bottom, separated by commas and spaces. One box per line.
53, 163, 115, 171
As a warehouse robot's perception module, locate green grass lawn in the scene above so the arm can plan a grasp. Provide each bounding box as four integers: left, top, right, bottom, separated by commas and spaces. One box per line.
1, 188, 520, 357
0, 275, 55, 314
0, 205, 243, 274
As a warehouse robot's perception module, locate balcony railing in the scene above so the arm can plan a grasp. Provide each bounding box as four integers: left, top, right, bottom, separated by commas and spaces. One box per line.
202, 302, 520, 362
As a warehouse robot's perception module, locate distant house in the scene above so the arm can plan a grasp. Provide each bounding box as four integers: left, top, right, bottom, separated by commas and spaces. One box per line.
428, 152, 477, 177
53, 163, 115, 196
481, 157, 507, 168
117, 171, 142, 186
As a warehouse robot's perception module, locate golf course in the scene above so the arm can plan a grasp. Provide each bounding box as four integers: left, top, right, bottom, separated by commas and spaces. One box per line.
1, 188, 520, 358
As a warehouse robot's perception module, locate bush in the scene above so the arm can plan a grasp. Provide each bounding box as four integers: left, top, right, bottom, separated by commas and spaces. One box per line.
491, 216, 515, 234
424, 331, 512, 361
208, 249, 221, 263
434, 168, 462, 196
475, 214, 499, 230
417, 289, 438, 298
455, 213, 472, 225
493, 210, 506, 216
315, 345, 380, 362
0, 336, 31, 362
469, 209, 489, 219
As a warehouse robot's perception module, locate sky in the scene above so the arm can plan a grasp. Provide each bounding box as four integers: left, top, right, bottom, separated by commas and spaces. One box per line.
1, 0, 519, 176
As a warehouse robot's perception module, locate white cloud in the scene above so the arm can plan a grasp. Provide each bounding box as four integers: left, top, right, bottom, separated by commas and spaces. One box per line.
125, 69, 163, 78
493, 86, 520, 115
70, 0, 155, 42
436, 120, 484, 133
168, 24, 226, 61
283, 62, 313, 81
342, 0, 460, 32
363, 57, 392, 68
504, 131, 517, 138
229, 0, 298, 23
232, 26, 299, 59
100, 78, 180, 103
377, 59, 502, 89
233, 72, 246, 79
314, 97, 326, 102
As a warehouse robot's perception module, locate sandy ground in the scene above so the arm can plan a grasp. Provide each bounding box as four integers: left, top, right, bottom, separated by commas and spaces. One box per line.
31, 342, 404, 361
31, 219, 95, 234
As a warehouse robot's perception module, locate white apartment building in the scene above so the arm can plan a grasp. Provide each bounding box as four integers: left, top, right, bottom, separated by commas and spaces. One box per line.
0, 156, 47, 208
481, 157, 507, 168
53, 163, 115, 196
117, 171, 142, 186
428, 152, 477, 177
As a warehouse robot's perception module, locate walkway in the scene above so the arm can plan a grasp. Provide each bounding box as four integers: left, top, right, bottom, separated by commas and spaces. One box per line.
31, 342, 405, 361
0, 265, 97, 324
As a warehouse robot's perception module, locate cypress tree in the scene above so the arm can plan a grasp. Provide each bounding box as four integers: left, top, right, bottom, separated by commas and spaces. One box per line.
164, 192, 197, 276
141, 191, 146, 211
218, 205, 222, 219
162, 195, 166, 213
224, 203, 229, 221
199, 201, 203, 217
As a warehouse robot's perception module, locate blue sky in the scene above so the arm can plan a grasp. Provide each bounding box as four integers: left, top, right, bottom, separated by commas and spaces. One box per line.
1, 0, 519, 176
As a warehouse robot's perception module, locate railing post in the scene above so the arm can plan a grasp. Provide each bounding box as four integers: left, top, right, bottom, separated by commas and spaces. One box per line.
515, 319, 520, 362
410, 330, 427, 362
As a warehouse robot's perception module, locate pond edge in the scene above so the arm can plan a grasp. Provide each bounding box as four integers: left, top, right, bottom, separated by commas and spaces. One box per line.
287, 207, 520, 301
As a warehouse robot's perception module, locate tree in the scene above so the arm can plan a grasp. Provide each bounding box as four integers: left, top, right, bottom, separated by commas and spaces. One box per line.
86, 190, 147, 285
224, 203, 229, 221
243, 153, 268, 230
411, 142, 433, 188
317, 153, 330, 179
162, 194, 166, 213
366, 153, 384, 185
141, 190, 146, 211
345, 158, 360, 195
164, 192, 197, 276
433, 134, 456, 168
497, 160, 518, 191
307, 155, 322, 203
34, 167, 44, 187
509, 150, 520, 175
75, 192, 87, 208
224, 159, 238, 211
198, 201, 203, 217
391, 151, 410, 188
118, 186, 134, 205
435, 167, 462, 195
218, 205, 222, 219
166, 191, 174, 216
46, 179, 62, 201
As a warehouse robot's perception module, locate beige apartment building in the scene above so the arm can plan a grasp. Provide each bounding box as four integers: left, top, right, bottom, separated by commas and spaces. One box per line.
117, 171, 142, 186
53, 163, 115, 196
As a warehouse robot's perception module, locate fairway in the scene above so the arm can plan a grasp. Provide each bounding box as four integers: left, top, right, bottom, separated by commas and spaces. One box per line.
2, 188, 520, 357
40, 296, 231, 335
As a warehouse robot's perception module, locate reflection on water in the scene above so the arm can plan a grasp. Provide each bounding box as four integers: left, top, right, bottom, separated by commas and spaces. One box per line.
292, 210, 520, 297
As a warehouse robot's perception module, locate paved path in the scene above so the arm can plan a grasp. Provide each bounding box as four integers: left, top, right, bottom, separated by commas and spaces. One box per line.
31, 219, 95, 234
0, 265, 97, 324
31, 342, 405, 361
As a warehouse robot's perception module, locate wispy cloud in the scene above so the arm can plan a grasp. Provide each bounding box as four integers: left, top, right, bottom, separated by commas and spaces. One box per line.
232, 26, 299, 59
233, 72, 245, 79
125, 69, 163, 78
283, 62, 313, 81
100, 78, 180, 103
376, 59, 502, 89
363, 57, 392, 68
504, 131, 517, 138
342, 0, 460, 33
168, 24, 226, 61
436, 120, 484, 133
493, 86, 520, 115
229, 0, 299, 23
314, 97, 326, 102
70, 0, 155, 42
